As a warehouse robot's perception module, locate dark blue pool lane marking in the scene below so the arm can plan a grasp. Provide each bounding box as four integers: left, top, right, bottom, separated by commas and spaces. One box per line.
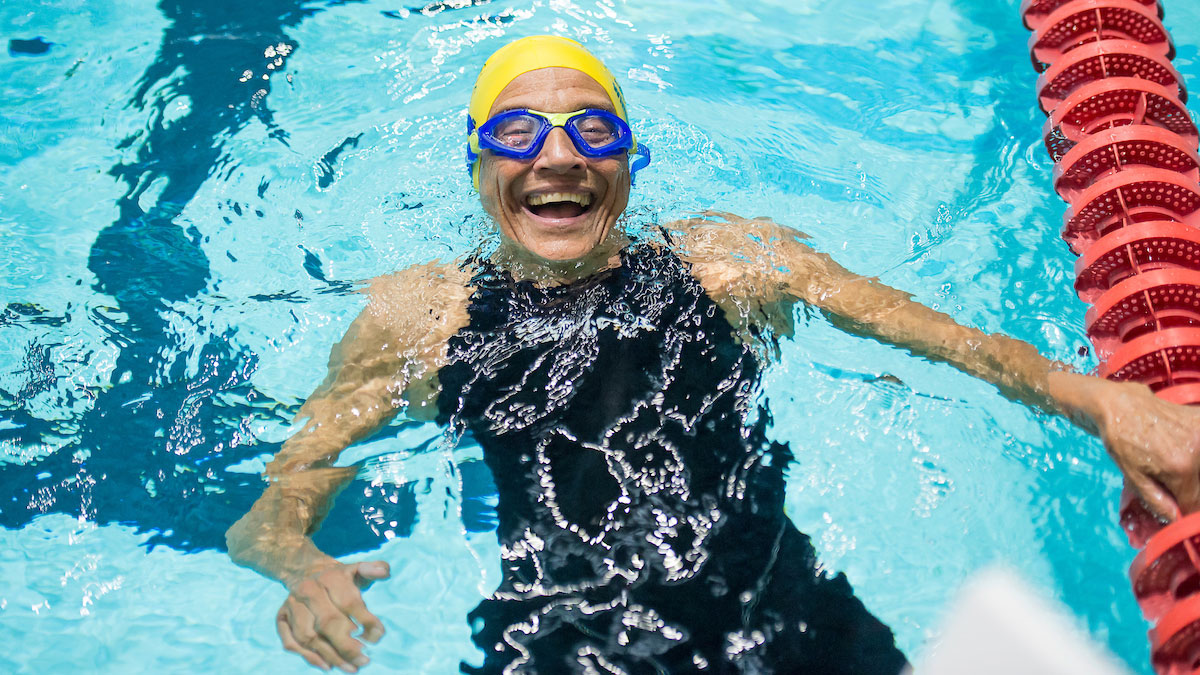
0, 0, 432, 557
8, 37, 54, 56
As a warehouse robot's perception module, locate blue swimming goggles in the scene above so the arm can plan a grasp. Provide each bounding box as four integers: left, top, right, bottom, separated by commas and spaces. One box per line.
467, 108, 651, 183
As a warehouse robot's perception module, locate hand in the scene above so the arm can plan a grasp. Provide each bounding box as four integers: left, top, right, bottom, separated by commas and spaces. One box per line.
1061, 373, 1200, 520
277, 560, 391, 672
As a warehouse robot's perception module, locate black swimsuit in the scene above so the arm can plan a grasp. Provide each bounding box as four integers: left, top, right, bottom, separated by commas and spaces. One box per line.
437, 244, 906, 674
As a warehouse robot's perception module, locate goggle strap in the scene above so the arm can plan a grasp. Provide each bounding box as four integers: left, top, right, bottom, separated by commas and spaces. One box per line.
629, 143, 651, 187
467, 114, 480, 177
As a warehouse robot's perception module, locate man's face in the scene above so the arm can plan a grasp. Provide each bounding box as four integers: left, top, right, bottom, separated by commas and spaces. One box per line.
477, 67, 631, 262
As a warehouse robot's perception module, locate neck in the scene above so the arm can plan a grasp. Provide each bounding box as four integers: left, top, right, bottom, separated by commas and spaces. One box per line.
492, 230, 630, 285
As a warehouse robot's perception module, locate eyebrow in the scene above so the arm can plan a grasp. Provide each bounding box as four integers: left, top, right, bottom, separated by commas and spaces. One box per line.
490, 99, 616, 116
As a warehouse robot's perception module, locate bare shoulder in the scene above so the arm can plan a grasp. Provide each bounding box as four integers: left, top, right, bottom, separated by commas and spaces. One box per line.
362, 260, 474, 352
667, 212, 815, 305
301, 260, 474, 423
662, 213, 819, 342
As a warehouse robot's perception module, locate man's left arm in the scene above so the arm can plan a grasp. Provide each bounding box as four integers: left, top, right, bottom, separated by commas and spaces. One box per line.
674, 213, 1200, 520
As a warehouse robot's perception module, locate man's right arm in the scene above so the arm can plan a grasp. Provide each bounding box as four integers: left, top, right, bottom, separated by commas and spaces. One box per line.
225, 261, 472, 672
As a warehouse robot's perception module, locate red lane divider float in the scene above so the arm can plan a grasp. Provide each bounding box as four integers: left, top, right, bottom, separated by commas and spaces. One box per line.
1036, 39, 1186, 114
1075, 221, 1200, 299
1130, 512, 1200, 671
1084, 268, 1200, 353
1131, 511, 1200, 619
1021, 0, 1200, 671
1152, 593, 1200, 675
1054, 125, 1199, 201
1062, 166, 1200, 251
1022, 0, 1163, 31
1029, 0, 1174, 73
1042, 77, 1196, 161
1100, 327, 1200, 390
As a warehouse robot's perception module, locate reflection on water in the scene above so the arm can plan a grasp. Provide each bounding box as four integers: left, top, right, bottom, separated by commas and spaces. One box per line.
1, 0, 390, 554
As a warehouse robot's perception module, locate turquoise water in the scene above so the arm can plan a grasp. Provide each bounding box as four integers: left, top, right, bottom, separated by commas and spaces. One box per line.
3, 0, 1199, 671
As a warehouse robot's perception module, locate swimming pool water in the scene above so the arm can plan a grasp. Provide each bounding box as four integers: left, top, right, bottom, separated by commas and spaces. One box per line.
3, 0, 1199, 671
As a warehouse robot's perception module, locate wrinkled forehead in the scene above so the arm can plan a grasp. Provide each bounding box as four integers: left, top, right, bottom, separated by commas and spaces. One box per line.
487, 67, 616, 119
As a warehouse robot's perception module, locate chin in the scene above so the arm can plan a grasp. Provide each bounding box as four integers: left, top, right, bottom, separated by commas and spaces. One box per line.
504, 212, 614, 262
522, 235, 605, 262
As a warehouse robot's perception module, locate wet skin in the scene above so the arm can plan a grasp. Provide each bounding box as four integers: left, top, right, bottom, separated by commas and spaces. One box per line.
226, 69, 1200, 674
477, 67, 632, 277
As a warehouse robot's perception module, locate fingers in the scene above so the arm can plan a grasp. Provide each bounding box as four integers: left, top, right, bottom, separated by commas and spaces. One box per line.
285, 599, 345, 671
1158, 447, 1200, 517
339, 563, 389, 644
352, 561, 391, 589
1129, 473, 1182, 523
309, 600, 364, 667
277, 564, 391, 673
303, 582, 369, 671
325, 586, 384, 647
278, 604, 332, 672
321, 571, 381, 638
301, 612, 355, 673
1164, 479, 1200, 520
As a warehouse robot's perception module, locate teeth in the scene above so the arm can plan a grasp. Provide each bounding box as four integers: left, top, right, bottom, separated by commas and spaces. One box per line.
527, 192, 591, 207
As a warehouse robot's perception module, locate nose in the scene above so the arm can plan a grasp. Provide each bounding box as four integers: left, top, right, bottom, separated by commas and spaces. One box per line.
533, 126, 586, 175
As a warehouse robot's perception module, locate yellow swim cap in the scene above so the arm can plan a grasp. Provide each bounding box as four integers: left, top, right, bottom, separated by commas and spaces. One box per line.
469, 35, 628, 129
467, 36, 645, 190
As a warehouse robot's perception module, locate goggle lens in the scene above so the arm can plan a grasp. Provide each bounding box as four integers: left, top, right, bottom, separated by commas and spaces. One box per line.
571, 114, 621, 149
477, 109, 631, 158
489, 115, 541, 150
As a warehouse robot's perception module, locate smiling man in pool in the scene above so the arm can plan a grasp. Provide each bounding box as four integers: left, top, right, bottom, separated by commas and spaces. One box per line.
226, 36, 1200, 674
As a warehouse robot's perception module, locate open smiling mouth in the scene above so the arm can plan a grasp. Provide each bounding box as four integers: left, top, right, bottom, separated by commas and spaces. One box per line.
525, 192, 593, 220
